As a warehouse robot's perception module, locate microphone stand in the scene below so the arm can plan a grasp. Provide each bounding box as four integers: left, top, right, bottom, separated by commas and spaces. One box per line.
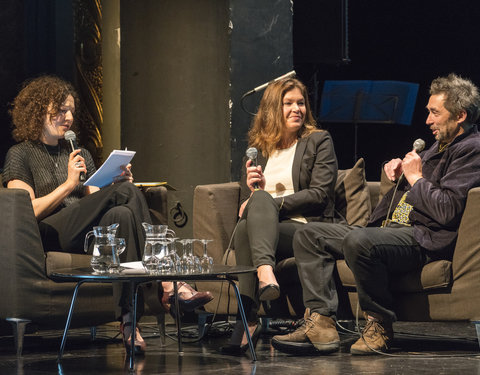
240, 90, 257, 116
240, 70, 296, 116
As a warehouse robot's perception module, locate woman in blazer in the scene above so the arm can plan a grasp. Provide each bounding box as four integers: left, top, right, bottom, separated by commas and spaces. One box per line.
220, 78, 338, 355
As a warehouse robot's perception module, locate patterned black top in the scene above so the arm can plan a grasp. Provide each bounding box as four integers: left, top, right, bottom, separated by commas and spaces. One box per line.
2, 140, 96, 211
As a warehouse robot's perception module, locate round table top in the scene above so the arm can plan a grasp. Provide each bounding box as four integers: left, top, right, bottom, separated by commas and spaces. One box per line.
49, 264, 256, 283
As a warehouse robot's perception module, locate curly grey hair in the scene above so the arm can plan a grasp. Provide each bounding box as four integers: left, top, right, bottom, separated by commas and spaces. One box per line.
430, 73, 480, 124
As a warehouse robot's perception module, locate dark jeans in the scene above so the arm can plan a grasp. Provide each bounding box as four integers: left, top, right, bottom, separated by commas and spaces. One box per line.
234, 190, 304, 321
294, 222, 426, 321
39, 182, 152, 319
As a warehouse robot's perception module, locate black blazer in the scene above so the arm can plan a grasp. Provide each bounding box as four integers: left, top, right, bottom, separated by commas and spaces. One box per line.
240, 130, 338, 222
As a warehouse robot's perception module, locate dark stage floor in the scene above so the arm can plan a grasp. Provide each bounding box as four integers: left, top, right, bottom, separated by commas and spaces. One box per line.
1, 318, 479, 375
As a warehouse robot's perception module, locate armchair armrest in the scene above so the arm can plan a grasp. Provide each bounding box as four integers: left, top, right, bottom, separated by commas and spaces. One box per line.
452, 187, 480, 280
193, 182, 240, 264
140, 186, 168, 225
0, 189, 49, 318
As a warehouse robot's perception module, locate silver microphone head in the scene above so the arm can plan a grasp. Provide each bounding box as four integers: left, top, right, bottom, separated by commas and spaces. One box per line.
245, 147, 258, 160
413, 138, 426, 152
64, 130, 76, 141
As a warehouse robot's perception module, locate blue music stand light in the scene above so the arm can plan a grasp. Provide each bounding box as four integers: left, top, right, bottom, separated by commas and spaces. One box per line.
319, 80, 419, 162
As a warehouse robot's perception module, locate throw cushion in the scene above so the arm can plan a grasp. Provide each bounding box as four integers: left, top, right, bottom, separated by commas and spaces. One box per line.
335, 158, 371, 226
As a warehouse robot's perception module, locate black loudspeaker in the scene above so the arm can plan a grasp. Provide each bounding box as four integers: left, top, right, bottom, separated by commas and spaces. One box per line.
293, 0, 349, 65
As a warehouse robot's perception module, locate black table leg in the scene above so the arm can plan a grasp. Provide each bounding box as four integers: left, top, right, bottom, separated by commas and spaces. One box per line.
128, 280, 140, 371
228, 279, 257, 361
57, 280, 85, 362
173, 281, 183, 354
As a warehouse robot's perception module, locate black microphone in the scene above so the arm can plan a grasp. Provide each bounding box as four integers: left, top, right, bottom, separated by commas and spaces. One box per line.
64, 130, 86, 182
245, 147, 259, 189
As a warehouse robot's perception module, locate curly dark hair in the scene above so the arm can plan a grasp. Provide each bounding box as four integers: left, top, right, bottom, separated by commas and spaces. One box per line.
9, 75, 79, 142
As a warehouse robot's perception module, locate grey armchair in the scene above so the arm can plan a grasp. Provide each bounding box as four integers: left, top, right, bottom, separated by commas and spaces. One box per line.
192, 161, 480, 329
0, 185, 168, 354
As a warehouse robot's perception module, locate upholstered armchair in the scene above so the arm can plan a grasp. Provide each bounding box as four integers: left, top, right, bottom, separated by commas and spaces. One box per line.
0, 185, 168, 354
192, 158, 374, 319
192, 159, 480, 327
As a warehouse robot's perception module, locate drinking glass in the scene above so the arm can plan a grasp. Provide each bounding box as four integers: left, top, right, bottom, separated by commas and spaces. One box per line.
167, 238, 181, 273
197, 239, 214, 273
178, 239, 195, 274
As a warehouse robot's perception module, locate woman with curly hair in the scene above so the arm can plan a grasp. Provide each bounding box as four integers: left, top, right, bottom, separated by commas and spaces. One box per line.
2, 75, 212, 355
220, 77, 338, 355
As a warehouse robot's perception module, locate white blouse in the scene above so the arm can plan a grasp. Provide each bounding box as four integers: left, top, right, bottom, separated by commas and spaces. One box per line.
264, 142, 306, 223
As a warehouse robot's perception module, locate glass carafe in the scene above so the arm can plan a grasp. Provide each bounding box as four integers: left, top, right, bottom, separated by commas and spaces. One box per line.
142, 223, 168, 274
84, 223, 119, 273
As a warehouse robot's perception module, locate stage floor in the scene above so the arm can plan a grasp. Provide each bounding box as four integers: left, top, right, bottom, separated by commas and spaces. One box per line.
1, 318, 479, 374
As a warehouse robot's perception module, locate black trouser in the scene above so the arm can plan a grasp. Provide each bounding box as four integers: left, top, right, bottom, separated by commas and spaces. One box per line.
233, 190, 304, 321
294, 222, 426, 321
39, 182, 152, 319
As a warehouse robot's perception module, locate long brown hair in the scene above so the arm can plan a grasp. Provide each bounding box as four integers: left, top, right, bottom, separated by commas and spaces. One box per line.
248, 78, 320, 157
9, 75, 79, 142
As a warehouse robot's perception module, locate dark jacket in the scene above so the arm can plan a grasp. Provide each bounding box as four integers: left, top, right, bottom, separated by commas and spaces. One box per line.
369, 124, 480, 259
239, 130, 338, 222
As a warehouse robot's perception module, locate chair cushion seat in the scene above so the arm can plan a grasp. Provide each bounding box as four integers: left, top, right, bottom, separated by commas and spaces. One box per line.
337, 259, 452, 293
45, 251, 92, 276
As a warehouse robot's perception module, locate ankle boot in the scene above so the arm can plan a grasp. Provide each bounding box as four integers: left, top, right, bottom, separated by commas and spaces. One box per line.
350, 312, 393, 355
272, 308, 340, 354
304, 310, 340, 353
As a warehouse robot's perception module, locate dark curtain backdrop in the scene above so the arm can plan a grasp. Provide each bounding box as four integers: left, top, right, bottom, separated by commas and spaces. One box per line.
0, 0, 73, 170
293, 0, 480, 180
2, 0, 480, 182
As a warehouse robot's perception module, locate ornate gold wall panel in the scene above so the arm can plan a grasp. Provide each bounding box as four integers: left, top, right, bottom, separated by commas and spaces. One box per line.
73, 0, 103, 166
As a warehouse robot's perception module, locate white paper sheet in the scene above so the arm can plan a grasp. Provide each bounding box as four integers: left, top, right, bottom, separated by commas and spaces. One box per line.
121, 261, 145, 269
84, 149, 136, 187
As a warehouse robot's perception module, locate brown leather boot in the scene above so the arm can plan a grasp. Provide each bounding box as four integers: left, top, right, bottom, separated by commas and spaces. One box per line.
271, 308, 340, 354
272, 309, 310, 344
350, 312, 393, 355
304, 310, 340, 353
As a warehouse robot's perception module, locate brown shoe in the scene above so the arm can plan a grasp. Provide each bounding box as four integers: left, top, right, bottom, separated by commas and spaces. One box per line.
167, 282, 214, 312
350, 312, 393, 355
271, 308, 339, 354
304, 310, 340, 353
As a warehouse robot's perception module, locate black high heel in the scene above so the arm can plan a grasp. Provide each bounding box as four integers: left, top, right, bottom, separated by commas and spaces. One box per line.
219, 321, 262, 356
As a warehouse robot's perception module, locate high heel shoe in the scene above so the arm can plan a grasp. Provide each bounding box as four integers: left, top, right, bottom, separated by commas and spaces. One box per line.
120, 322, 146, 355
258, 282, 280, 301
219, 320, 262, 356
257, 265, 280, 301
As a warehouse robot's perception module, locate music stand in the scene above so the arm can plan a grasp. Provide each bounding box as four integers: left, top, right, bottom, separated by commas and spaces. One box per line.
319, 80, 419, 163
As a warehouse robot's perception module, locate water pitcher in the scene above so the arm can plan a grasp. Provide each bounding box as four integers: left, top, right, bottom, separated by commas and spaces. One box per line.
142, 223, 169, 273
84, 223, 120, 273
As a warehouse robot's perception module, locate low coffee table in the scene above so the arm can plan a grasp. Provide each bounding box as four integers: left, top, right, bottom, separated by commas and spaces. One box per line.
50, 265, 257, 370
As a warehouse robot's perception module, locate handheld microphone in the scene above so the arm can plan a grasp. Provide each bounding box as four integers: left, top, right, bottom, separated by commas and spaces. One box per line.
245, 147, 259, 189
382, 138, 426, 227
412, 138, 426, 153
397, 138, 425, 184
64, 130, 86, 182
